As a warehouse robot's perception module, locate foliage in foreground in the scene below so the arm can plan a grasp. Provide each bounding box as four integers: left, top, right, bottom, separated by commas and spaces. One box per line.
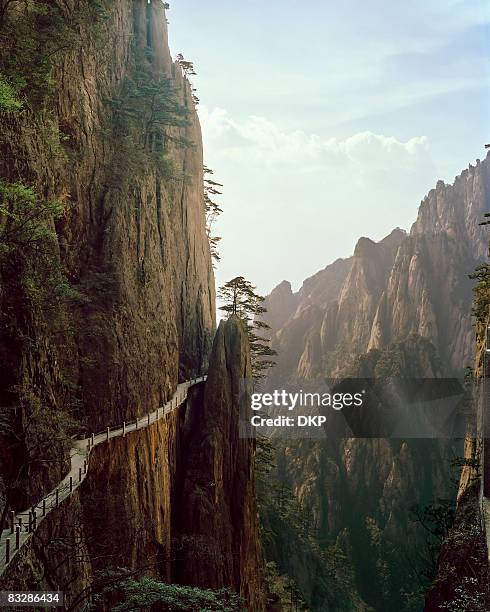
95, 571, 244, 611
424, 481, 489, 611
468, 211, 490, 327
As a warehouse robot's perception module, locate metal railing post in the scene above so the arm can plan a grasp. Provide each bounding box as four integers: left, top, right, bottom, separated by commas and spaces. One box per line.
42, 499, 46, 516
10, 510, 14, 534
32, 511, 37, 530
123, 421, 126, 436
148, 413, 150, 425
15, 526, 19, 550
55, 489, 59, 507
91, 433, 95, 446
69, 476, 73, 492
79, 467, 82, 482
5, 538, 10, 564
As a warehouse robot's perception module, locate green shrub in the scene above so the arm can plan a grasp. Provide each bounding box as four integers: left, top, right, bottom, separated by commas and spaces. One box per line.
104, 56, 193, 182
469, 263, 490, 326
95, 570, 244, 611
0, 1, 109, 110
0, 73, 22, 112
0, 180, 75, 317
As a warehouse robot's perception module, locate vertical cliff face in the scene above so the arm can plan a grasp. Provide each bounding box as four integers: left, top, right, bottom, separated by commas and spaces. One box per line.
177, 316, 265, 610
0, 0, 215, 436
55, 0, 215, 426
369, 163, 489, 373
0, 0, 214, 507
0, 2, 263, 609
323, 229, 406, 364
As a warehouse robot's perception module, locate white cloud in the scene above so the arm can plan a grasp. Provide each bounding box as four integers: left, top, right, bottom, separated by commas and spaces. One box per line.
199, 106, 430, 171
199, 106, 440, 295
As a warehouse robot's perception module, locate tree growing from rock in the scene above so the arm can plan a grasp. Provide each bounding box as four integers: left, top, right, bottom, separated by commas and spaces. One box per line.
176, 53, 196, 78
218, 276, 276, 381
203, 165, 223, 265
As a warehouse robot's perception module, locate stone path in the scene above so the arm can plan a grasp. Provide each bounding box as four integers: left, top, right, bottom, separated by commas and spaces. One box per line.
0, 377, 205, 575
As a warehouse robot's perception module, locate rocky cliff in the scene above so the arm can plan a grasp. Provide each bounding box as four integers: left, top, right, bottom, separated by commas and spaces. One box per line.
423, 267, 489, 610
260, 345, 460, 611
260, 159, 489, 611
266, 159, 489, 381
177, 316, 265, 609
0, 1, 262, 609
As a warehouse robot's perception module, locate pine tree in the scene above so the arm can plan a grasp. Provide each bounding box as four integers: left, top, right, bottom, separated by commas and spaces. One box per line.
176, 53, 197, 78
218, 276, 276, 381
203, 165, 223, 265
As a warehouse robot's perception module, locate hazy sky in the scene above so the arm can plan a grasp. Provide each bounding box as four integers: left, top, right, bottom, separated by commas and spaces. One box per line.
168, 0, 490, 295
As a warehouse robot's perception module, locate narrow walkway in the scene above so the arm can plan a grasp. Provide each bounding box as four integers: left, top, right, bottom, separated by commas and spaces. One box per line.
0, 376, 206, 575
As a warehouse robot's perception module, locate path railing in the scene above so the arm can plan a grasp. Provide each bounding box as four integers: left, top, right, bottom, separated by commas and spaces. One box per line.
0, 376, 206, 575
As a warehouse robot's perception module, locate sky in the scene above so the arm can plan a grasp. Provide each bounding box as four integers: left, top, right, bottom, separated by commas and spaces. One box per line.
168, 0, 490, 296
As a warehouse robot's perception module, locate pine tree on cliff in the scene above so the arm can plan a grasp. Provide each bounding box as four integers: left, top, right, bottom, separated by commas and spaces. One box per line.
203, 165, 223, 265
218, 276, 276, 380
176, 53, 196, 78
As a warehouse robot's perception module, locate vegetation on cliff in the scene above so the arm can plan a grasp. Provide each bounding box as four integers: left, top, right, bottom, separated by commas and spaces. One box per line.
424, 216, 490, 610
0, 1, 227, 608
218, 276, 276, 381
0, 0, 108, 110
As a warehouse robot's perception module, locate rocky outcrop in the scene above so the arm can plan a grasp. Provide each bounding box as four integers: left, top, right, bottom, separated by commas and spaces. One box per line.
263, 280, 298, 332
324, 228, 406, 361
0, 0, 214, 501
368, 163, 489, 372
265, 161, 488, 381
0, 1, 215, 437
177, 316, 265, 610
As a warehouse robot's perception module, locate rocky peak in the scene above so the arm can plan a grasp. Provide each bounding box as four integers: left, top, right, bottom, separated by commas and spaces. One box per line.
411, 153, 489, 261
296, 257, 353, 310
353, 236, 377, 258
263, 279, 298, 331
379, 226, 407, 249
178, 315, 265, 609
265, 157, 489, 380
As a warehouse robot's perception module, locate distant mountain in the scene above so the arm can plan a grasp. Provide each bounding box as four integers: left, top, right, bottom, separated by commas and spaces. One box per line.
259, 156, 489, 611
265, 156, 489, 381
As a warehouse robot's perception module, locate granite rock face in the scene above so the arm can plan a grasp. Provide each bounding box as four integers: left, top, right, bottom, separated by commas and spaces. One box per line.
0, 1, 215, 436
0, 2, 263, 608
266, 160, 489, 380
178, 315, 265, 609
